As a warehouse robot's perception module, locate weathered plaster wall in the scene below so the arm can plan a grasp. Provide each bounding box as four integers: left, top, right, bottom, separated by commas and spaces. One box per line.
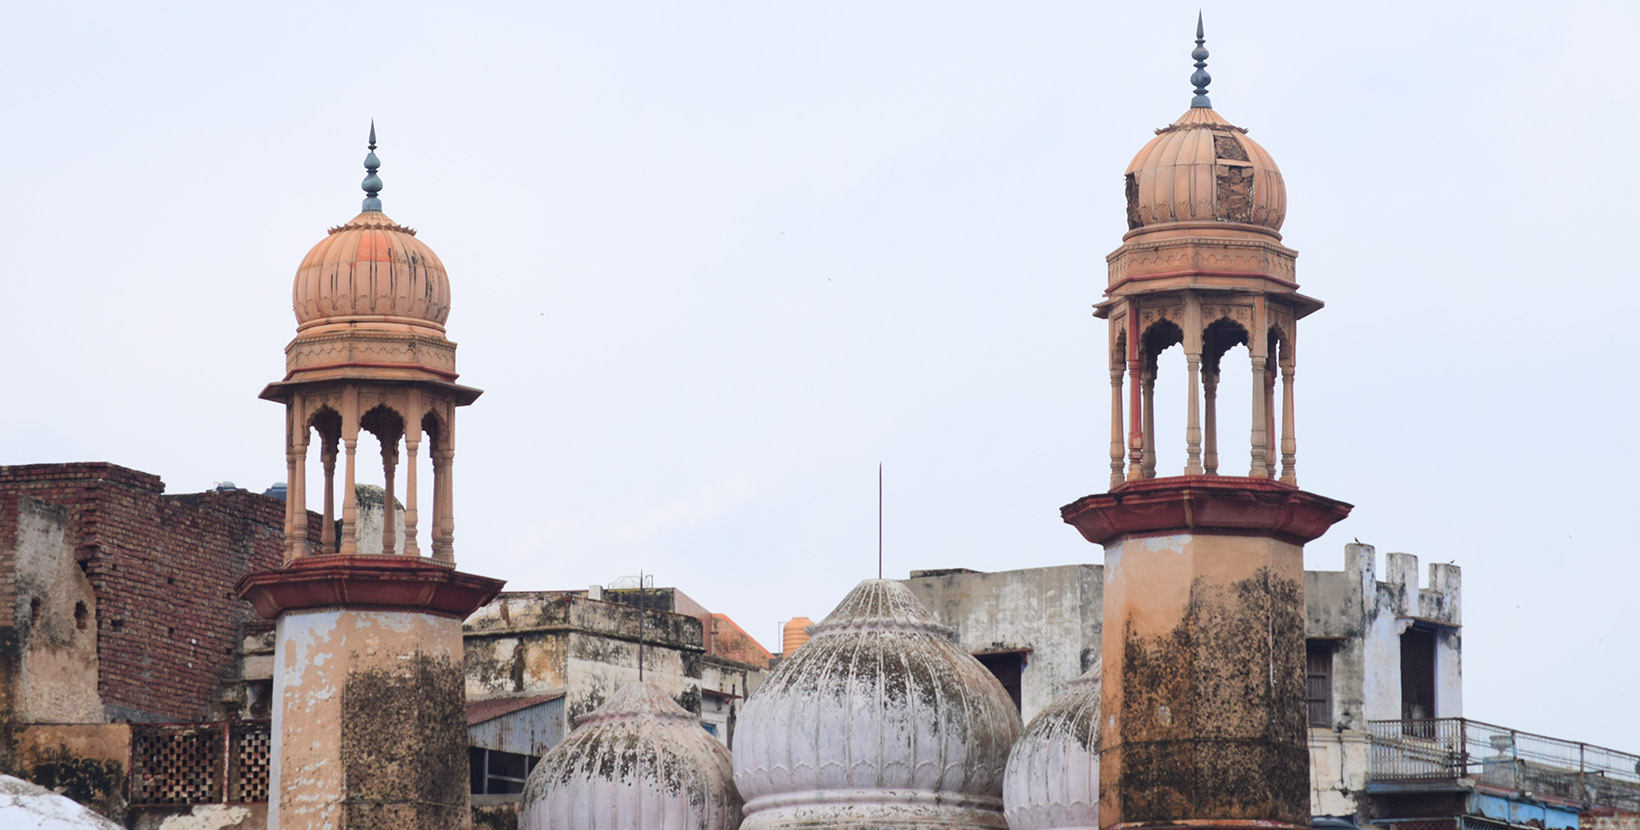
904, 564, 1102, 722
350, 485, 405, 556
1304, 544, 1462, 818
464, 592, 707, 726
1100, 532, 1310, 828
12, 723, 130, 820
131, 803, 265, 829
4, 494, 103, 724
0, 464, 285, 724
272, 608, 467, 830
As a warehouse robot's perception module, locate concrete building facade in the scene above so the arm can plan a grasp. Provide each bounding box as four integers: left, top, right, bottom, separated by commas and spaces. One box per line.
905, 543, 1463, 822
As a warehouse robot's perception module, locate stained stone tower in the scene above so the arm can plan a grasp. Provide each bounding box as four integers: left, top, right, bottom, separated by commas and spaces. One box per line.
1061, 19, 1351, 830
238, 127, 505, 830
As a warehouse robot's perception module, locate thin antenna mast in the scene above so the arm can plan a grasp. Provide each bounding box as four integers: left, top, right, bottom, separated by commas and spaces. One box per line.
638, 569, 645, 682
878, 463, 883, 580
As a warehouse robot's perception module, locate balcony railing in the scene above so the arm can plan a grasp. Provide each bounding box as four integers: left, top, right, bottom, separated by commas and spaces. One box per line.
1368, 718, 1640, 812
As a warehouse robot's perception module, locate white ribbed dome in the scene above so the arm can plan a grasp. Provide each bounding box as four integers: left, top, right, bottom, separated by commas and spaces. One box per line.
733, 579, 1022, 830
1003, 662, 1102, 830
519, 682, 741, 830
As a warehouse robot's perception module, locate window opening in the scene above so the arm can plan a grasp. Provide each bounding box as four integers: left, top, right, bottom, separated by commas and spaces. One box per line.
976, 651, 1025, 714
1305, 640, 1333, 728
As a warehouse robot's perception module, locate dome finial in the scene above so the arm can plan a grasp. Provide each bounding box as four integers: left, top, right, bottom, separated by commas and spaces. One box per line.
361, 120, 383, 212
1190, 11, 1212, 108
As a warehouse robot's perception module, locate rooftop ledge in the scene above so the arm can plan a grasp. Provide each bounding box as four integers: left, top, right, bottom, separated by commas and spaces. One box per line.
1061, 475, 1352, 547
236, 554, 505, 620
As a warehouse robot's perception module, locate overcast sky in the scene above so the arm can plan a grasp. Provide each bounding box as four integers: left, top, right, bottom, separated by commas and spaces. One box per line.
3, 2, 1636, 751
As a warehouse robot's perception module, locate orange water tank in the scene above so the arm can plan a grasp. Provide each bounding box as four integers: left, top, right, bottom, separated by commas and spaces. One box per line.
782, 617, 814, 655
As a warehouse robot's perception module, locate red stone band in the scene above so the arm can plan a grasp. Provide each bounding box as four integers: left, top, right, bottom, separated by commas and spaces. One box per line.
236, 555, 505, 620
1061, 476, 1352, 546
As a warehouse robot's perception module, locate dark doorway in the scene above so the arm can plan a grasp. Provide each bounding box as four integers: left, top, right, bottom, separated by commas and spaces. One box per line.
1400, 626, 1436, 724
976, 651, 1025, 714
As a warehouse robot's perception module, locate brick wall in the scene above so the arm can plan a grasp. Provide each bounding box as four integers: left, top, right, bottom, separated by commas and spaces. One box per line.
0, 463, 290, 723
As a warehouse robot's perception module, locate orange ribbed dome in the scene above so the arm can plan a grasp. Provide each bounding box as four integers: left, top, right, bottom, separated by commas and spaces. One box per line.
292, 210, 451, 331
1123, 106, 1286, 235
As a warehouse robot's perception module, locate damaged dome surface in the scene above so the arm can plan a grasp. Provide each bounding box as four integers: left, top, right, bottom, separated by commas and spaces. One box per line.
519, 681, 741, 830
1004, 661, 1102, 830
733, 579, 1021, 830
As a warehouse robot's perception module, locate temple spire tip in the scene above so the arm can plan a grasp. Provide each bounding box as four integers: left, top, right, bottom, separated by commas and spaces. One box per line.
361, 120, 383, 212
1190, 12, 1213, 109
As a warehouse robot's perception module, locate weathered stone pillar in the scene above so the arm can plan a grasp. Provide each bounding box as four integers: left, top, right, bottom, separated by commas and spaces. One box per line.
1202, 367, 1219, 475
239, 557, 503, 830
1140, 362, 1157, 479
1063, 479, 1349, 830
1110, 362, 1127, 490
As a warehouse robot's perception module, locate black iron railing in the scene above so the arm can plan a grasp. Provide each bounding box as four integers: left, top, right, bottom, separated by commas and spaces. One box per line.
1368, 718, 1640, 811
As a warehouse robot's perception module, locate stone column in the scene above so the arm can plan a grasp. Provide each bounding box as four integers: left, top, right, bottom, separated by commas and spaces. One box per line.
1185, 354, 1203, 476
241, 559, 504, 830
1265, 354, 1278, 479
404, 392, 422, 558
381, 437, 399, 555
340, 391, 360, 555
431, 451, 451, 563
404, 438, 421, 558
1062, 480, 1351, 830
1140, 361, 1156, 480
1280, 346, 1297, 486
1110, 361, 1126, 490
320, 437, 338, 553
1203, 366, 1219, 476
1249, 308, 1270, 478
288, 421, 309, 560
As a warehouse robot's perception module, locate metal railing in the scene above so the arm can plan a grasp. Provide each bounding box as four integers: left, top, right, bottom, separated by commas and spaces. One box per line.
1368, 718, 1640, 812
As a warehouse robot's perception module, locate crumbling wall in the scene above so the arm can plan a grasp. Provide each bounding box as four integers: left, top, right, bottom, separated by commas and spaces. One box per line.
464, 592, 707, 727
275, 609, 468, 830
1305, 544, 1463, 818
0, 464, 285, 724
904, 563, 1103, 721
8, 495, 103, 724
350, 484, 405, 556
11, 723, 130, 820
129, 803, 265, 829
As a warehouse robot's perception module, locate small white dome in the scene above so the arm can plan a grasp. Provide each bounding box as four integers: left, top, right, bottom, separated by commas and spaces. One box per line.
0, 775, 123, 829
1003, 662, 1102, 830
519, 682, 741, 830
733, 579, 1021, 830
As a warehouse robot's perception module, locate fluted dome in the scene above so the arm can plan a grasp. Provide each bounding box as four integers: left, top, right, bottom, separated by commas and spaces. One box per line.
291, 210, 451, 331
1003, 661, 1102, 830
1124, 106, 1286, 234
734, 579, 1022, 830
520, 682, 741, 830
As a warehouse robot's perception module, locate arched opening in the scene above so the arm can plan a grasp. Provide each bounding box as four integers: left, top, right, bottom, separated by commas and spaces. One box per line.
360, 405, 407, 556
1141, 319, 1185, 477
420, 410, 451, 561
1204, 317, 1252, 477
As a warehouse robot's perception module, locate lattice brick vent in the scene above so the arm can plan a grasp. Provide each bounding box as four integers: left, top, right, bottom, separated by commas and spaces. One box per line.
230, 722, 272, 803
131, 725, 225, 805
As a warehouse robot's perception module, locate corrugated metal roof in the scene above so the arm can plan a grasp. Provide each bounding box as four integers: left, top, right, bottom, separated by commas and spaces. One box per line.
467, 693, 563, 726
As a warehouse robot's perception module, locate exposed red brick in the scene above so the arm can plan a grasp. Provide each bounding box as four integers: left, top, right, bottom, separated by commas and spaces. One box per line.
0, 463, 305, 722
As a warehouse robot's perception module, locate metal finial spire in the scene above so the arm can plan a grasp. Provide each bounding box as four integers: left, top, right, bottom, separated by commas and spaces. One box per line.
361, 120, 383, 211
1190, 12, 1212, 108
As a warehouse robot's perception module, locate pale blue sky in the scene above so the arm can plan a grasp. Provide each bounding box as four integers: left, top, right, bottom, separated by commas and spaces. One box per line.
2, 2, 1635, 750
